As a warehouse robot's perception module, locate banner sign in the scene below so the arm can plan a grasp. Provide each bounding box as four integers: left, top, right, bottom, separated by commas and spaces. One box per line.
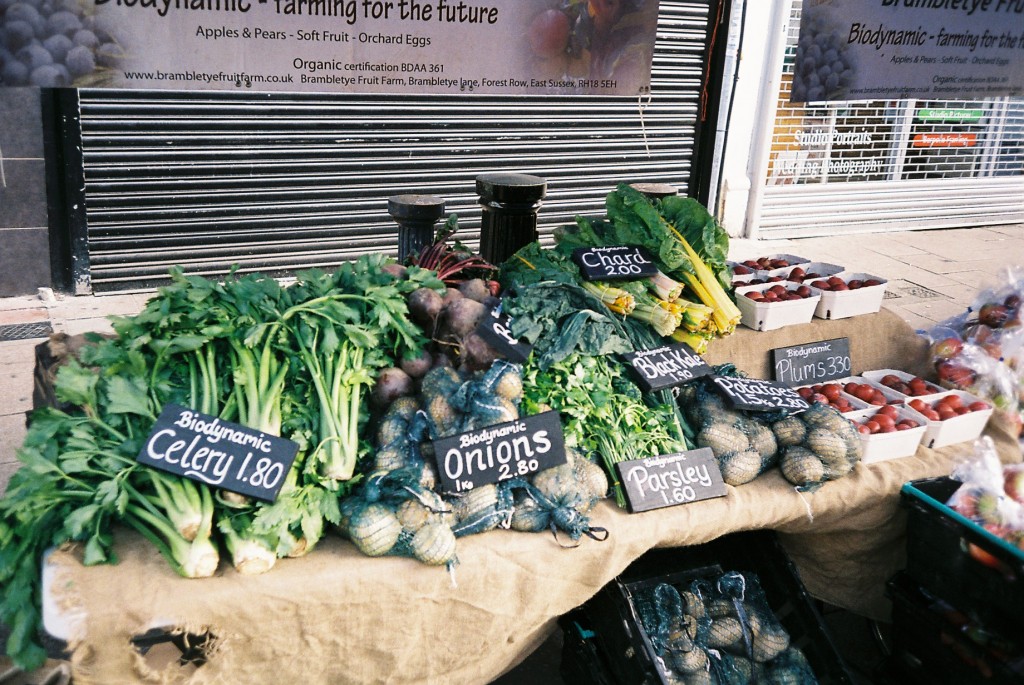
912, 132, 978, 146
791, 0, 1024, 103
710, 375, 811, 413
476, 304, 532, 364
917, 107, 986, 121
0, 0, 660, 95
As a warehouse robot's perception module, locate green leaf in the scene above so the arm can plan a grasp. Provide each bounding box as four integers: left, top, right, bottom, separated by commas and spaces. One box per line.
54, 360, 98, 411
66, 504, 100, 538
83, 533, 111, 566
104, 374, 154, 417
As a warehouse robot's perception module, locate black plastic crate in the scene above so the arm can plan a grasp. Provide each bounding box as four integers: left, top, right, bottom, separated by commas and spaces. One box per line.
886, 571, 1024, 685
568, 530, 854, 685
558, 608, 618, 685
902, 477, 1024, 641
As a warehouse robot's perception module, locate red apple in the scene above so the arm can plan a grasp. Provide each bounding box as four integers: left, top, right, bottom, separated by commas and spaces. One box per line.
930, 336, 963, 361
1004, 467, 1024, 504
979, 303, 1010, 328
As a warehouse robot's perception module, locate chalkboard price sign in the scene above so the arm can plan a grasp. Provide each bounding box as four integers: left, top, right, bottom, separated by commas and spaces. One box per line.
615, 447, 727, 513
572, 245, 659, 281
432, 410, 566, 494
622, 342, 713, 393
710, 375, 810, 413
772, 337, 852, 386
475, 305, 533, 363
137, 404, 299, 502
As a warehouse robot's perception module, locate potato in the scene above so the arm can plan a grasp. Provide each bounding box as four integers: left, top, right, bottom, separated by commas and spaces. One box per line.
442, 287, 464, 306
442, 297, 486, 338
461, 332, 500, 371
372, 367, 414, 407
407, 287, 444, 327
399, 347, 434, 379
380, 262, 408, 280
458, 278, 491, 303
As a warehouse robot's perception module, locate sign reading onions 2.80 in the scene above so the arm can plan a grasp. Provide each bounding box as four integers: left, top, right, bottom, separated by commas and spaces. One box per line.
0, 0, 660, 96
431, 410, 566, 494
138, 404, 299, 502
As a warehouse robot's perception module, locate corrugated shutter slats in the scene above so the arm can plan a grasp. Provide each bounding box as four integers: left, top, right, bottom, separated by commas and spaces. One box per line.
78, 2, 713, 292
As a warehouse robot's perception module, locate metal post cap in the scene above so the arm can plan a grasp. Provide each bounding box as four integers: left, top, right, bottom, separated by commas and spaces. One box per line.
387, 195, 446, 221
629, 182, 679, 199
475, 173, 547, 204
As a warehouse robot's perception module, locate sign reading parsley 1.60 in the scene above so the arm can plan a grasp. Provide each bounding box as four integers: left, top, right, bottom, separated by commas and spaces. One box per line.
137, 404, 299, 502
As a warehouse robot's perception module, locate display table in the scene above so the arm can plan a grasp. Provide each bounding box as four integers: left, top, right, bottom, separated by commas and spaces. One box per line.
44, 309, 1021, 685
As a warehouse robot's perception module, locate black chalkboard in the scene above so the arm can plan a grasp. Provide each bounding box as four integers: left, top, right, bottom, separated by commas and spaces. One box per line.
432, 410, 566, 494
572, 245, 659, 281
710, 375, 810, 413
772, 337, 852, 386
137, 404, 299, 502
615, 447, 727, 513
622, 342, 713, 393
475, 305, 532, 363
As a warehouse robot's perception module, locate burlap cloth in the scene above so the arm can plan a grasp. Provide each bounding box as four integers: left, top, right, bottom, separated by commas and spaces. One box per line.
46, 309, 1021, 684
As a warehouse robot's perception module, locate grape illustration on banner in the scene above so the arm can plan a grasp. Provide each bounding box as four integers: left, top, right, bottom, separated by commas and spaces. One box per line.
0, 0, 125, 87
522, 0, 658, 94
791, 2, 856, 103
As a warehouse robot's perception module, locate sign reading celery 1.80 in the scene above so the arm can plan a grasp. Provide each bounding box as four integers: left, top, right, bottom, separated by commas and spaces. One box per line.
137, 404, 299, 502
432, 410, 566, 494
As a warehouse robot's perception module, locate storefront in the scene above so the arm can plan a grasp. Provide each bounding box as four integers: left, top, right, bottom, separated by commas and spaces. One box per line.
720, 0, 1024, 240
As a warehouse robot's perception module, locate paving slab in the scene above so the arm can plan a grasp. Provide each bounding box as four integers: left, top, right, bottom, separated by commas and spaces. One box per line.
0, 362, 33, 415
898, 298, 970, 327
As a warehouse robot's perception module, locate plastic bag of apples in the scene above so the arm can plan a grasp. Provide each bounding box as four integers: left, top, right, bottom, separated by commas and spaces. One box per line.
923, 266, 1024, 438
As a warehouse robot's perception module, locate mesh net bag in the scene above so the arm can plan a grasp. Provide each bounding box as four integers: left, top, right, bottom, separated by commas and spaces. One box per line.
633, 570, 820, 685
773, 402, 861, 492
680, 367, 782, 487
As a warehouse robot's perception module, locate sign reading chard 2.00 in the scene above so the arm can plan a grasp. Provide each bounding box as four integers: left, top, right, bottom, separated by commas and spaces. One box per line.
432, 410, 566, 494
572, 246, 659, 281
0, 0, 660, 95
137, 404, 299, 502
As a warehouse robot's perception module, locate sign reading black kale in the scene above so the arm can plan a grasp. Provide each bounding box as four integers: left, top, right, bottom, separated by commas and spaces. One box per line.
137, 404, 299, 502
432, 410, 566, 494
572, 245, 659, 281
771, 337, 852, 386
475, 304, 532, 363
622, 342, 713, 393
710, 376, 810, 413
616, 447, 726, 513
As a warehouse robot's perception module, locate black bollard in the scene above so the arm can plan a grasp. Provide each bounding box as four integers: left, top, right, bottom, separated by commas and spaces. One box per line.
476, 173, 547, 265
388, 194, 446, 263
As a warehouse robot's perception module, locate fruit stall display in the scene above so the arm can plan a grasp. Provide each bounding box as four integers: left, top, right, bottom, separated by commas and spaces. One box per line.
0, 184, 1014, 683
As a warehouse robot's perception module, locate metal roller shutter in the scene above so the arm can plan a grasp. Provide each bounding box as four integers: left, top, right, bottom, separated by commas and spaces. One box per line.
72, 1, 719, 293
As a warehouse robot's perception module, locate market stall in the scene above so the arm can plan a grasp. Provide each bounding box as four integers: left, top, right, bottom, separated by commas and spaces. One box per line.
40, 308, 1020, 685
